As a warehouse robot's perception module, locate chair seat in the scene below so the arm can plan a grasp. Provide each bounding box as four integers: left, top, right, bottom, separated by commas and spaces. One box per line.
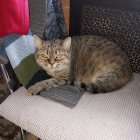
0, 73, 140, 140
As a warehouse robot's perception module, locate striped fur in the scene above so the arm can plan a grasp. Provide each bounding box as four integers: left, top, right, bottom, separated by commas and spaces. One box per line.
27, 35, 132, 95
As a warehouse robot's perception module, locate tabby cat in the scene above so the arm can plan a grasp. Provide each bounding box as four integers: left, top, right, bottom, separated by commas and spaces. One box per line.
28, 35, 132, 95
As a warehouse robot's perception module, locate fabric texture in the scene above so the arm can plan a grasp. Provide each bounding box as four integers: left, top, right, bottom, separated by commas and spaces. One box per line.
40, 85, 84, 108
29, 0, 46, 39
0, 0, 29, 37
80, 5, 140, 73
29, 0, 68, 39
0, 73, 140, 140
43, 0, 68, 40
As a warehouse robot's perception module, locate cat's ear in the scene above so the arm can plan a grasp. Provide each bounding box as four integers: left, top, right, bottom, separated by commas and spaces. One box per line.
62, 37, 71, 50
33, 35, 43, 49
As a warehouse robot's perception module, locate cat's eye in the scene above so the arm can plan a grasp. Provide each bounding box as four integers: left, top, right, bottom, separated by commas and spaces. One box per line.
41, 54, 48, 59
55, 55, 63, 60
55, 56, 57, 59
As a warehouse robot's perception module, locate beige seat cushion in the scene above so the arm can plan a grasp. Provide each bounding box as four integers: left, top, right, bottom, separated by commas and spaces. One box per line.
0, 73, 140, 140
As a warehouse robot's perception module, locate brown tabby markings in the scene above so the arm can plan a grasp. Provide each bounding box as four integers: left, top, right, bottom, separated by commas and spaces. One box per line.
27, 35, 132, 95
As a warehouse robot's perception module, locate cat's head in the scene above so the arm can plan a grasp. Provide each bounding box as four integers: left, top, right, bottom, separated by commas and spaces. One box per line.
33, 35, 71, 76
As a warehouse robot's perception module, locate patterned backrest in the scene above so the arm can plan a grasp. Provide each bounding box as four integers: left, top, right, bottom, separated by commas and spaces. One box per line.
70, 0, 140, 73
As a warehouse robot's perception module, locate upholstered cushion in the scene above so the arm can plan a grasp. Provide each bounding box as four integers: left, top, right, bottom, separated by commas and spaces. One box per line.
0, 73, 140, 140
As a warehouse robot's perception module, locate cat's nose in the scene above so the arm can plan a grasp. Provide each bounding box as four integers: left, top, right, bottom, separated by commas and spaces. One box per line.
50, 62, 55, 66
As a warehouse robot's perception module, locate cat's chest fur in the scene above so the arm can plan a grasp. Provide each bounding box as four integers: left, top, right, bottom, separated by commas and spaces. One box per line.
47, 68, 70, 79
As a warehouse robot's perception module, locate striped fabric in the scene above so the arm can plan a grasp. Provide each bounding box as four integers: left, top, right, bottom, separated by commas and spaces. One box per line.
0, 73, 140, 140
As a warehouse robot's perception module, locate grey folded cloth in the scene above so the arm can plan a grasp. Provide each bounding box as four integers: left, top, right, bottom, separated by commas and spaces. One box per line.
39, 85, 84, 108
29, 0, 46, 39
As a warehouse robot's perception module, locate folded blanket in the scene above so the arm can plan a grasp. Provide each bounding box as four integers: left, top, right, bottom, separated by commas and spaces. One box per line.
3, 31, 47, 87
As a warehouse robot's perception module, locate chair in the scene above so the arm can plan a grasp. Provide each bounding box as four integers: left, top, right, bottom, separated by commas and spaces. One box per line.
0, 0, 140, 139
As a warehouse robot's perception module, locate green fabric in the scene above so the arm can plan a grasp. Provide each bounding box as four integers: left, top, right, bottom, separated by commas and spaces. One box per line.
14, 54, 52, 88
14, 55, 41, 87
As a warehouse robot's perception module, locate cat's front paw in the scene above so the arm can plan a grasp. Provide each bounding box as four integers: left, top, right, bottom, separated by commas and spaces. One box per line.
27, 86, 41, 95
